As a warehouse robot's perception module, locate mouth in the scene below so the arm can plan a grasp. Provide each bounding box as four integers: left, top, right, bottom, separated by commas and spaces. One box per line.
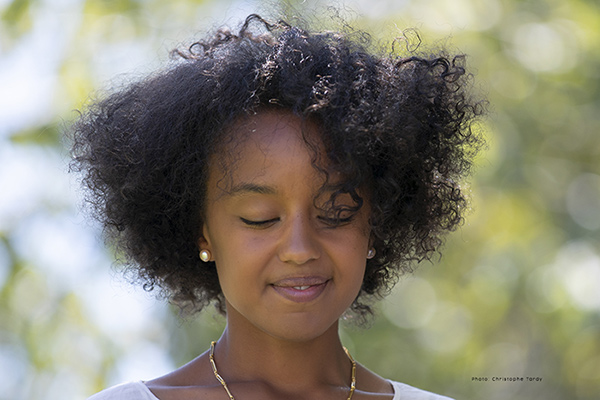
292, 286, 312, 290
271, 277, 330, 303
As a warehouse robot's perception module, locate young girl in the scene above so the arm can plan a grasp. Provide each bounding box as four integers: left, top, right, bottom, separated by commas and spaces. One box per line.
71, 14, 484, 400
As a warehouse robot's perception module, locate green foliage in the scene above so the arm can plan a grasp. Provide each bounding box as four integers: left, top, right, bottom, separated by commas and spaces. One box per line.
1, 0, 35, 40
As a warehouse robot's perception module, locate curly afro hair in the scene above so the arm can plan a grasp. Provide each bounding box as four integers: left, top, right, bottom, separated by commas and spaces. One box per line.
70, 14, 485, 319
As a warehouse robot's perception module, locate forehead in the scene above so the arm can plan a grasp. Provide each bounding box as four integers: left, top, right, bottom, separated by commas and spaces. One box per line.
236, 111, 316, 152
208, 110, 329, 190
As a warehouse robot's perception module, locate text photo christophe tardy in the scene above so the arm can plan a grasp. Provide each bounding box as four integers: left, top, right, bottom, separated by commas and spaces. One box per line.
471, 376, 543, 382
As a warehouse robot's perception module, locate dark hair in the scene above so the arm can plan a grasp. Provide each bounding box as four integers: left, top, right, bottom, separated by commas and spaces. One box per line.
70, 14, 485, 319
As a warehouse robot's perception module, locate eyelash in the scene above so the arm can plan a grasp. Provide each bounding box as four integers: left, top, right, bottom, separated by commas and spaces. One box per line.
240, 217, 279, 227
318, 215, 355, 227
240, 215, 355, 227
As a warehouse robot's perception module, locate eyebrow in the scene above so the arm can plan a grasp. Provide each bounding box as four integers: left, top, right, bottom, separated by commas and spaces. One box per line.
226, 182, 278, 197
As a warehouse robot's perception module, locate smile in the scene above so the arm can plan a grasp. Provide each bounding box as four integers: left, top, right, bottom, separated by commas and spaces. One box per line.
271, 277, 330, 303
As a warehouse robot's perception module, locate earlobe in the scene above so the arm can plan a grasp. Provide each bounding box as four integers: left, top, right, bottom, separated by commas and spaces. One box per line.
198, 238, 213, 263
367, 248, 376, 259
198, 235, 210, 251
199, 249, 212, 262
198, 225, 213, 262
366, 234, 376, 259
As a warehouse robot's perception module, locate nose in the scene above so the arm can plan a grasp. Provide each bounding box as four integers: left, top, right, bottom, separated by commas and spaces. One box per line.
277, 213, 321, 265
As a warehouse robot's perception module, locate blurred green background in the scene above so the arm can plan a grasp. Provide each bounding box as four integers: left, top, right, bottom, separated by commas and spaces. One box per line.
1, 0, 599, 399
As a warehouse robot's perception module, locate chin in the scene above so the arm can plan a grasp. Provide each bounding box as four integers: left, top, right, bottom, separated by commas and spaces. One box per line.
260, 315, 340, 343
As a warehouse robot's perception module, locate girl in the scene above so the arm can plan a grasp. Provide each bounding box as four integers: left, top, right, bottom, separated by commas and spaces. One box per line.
71, 14, 484, 400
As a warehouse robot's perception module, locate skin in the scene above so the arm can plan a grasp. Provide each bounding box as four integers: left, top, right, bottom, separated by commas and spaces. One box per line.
146, 110, 394, 400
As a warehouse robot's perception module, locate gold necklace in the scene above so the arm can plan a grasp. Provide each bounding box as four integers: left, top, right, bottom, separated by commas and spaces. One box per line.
209, 341, 356, 400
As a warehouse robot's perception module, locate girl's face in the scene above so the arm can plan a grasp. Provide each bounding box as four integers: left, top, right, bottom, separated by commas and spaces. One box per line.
200, 110, 371, 342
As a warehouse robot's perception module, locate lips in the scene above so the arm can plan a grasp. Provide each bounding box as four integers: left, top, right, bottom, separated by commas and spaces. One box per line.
271, 276, 330, 303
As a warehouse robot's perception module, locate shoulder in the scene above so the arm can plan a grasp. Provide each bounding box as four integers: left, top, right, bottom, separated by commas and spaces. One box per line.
87, 381, 158, 400
389, 380, 455, 400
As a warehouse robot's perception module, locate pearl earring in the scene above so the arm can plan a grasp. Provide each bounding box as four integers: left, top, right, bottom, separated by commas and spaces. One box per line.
199, 249, 211, 262
367, 248, 375, 259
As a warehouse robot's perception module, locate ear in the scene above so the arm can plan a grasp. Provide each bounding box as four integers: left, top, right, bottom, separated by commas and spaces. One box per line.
197, 224, 213, 253
368, 231, 375, 248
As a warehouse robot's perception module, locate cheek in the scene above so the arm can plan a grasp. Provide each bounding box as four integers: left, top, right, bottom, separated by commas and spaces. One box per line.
212, 231, 273, 286
216, 231, 274, 264
349, 258, 367, 289
345, 235, 370, 286
334, 225, 370, 256
329, 233, 369, 281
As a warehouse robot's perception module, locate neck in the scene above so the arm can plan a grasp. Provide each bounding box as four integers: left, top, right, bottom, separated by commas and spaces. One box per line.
212, 320, 352, 394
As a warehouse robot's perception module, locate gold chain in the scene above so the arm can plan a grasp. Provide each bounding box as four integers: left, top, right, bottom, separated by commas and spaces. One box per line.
209, 341, 356, 400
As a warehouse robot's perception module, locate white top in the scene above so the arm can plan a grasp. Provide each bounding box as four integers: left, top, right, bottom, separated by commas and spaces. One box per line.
87, 380, 454, 399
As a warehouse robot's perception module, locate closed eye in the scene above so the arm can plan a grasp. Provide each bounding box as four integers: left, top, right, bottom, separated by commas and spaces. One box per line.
317, 215, 355, 227
240, 217, 279, 227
